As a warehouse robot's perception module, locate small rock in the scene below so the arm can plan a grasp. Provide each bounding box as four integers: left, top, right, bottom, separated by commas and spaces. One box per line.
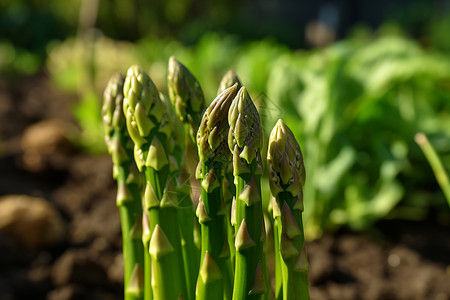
21, 119, 76, 172
0, 194, 66, 249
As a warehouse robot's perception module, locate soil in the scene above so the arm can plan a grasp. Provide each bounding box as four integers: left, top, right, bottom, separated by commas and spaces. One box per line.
0, 72, 449, 300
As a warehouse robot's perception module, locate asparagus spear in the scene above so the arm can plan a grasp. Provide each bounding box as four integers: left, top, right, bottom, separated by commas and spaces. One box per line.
167, 57, 205, 300
269, 197, 282, 300
217, 69, 243, 280
228, 86, 266, 300
267, 119, 309, 300
167, 56, 205, 191
168, 56, 205, 143
102, 73, 145, 300
123, 65, 187, 300
141, 209, 152, 300
196, 84, 238, 300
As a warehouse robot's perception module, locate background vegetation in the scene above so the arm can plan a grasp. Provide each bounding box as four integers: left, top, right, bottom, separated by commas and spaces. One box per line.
2, 0, 450, 239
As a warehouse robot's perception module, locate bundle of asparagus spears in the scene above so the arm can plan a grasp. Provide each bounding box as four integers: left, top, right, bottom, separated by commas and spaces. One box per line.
102, 57, 309, 300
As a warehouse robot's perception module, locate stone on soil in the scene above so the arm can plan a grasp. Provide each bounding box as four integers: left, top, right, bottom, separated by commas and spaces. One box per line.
0, 194, 66, 249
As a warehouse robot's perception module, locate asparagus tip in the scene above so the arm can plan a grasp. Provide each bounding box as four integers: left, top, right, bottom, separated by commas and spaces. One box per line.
228, 86, 262, 164
197, 83, 238, 163
267, 119, 305, 197
217, 69, 242, 95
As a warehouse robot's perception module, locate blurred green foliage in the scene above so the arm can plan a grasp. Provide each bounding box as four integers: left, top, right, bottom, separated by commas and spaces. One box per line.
267, 34, 450, 236
0, 0, 77, 73
97, 0, 241, 43
0, 41, 40, 75
0, 0, 243, 76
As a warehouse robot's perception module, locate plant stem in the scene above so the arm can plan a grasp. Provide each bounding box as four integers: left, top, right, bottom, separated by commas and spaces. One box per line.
178, 199, 200, 300
272, 216, 282, 300
415, 132, 450, 207
268, 119, 310, 300
168, 57, 205, 300
229, 87, 266, 300
116, 162, 145, 300
103, 73, 144, 300
123, 65, 187, 299
275, 192, 308, 300
143, 134, 187, 300
223, 163, 236, 278
218, 69, 243, 273
196, 84, 237, 299
142, 210, 152, 300
196, 162, 228, 299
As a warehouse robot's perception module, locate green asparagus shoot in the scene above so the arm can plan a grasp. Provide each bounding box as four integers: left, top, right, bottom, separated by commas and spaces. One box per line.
123, 65, 187, 300
196, 84, 238, 300
103, 72, 145, 300
167, 57, 204, 300
268, 119, 309, 300
217, 70, 242, 95
104, 60, 315, 300
168, 56, 206, 143
218, 69, 243, 275
229, 86, 266, 300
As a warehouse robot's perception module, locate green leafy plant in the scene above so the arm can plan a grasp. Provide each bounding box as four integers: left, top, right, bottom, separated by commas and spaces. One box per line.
266, 34, 450, 236
103, 58, 311, 299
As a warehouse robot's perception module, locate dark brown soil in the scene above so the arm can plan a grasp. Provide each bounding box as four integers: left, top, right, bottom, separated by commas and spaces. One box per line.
0, 73, 449, 300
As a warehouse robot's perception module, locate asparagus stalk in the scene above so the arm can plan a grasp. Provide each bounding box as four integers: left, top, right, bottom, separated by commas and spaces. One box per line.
102, 73, 145, 300
196, 84, 238, 300
217, 70, 243, 279
228, 86, 266, 300
269, 199, 282, 300
123, 65, 187, 300
164, 89, 200, 300
167, 57, 205, 300
141, 210, 152, 300
167, 56, 205, 192
267, 119, 309, 300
